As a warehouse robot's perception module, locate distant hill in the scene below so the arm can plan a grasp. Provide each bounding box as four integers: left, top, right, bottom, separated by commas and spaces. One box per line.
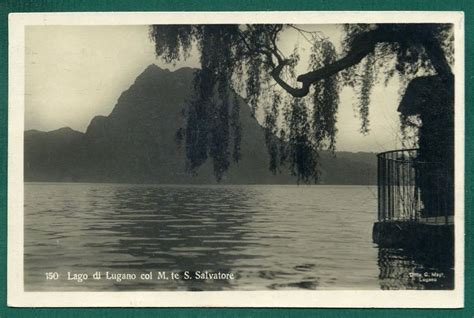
24, 65, 377, 185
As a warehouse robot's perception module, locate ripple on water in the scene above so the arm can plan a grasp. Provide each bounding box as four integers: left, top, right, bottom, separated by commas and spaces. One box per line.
24, 183, 453, 291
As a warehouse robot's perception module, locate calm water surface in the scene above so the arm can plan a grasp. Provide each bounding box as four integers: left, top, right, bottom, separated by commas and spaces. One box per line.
24, 183, 453, 291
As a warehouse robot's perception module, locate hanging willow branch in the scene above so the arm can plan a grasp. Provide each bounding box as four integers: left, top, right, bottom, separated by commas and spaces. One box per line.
149, 23, 454, 182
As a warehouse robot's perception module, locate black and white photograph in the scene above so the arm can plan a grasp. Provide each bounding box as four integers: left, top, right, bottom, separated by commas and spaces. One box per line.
8, 12, 464, 307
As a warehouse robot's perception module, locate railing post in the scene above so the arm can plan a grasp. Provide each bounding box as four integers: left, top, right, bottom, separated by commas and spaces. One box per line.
376, 148, 451, 225
377, 155, 381, 221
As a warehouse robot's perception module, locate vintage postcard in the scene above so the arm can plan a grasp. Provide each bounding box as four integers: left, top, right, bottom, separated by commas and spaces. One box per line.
8, 11, 464, 307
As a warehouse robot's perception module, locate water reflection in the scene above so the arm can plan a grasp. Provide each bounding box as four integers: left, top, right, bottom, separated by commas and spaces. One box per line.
24, 183, 454, 291
105, 186, 255, 290
378, 247, 454, 290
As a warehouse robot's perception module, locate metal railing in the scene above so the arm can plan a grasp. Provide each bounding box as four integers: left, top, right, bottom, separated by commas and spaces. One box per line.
377, 149, 453, 225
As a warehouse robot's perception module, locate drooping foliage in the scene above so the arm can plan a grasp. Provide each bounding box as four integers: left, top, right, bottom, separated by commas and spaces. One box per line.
339, 24, 454, 137
149, 23, 454, 183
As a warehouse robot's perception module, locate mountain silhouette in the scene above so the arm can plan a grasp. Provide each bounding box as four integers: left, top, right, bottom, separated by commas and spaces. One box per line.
24, 65, 377, 184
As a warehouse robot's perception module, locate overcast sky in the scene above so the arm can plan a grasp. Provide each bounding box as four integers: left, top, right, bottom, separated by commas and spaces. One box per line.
25, 25, 405, 152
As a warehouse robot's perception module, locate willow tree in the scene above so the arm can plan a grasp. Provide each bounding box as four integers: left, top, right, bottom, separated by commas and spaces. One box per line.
149, 24, 454, 182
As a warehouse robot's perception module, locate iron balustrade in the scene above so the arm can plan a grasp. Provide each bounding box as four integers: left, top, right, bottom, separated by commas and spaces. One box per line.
377, 149, 453, 225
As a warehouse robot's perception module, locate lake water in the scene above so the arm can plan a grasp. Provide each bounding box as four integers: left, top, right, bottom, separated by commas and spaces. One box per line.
24, 183, 454, 291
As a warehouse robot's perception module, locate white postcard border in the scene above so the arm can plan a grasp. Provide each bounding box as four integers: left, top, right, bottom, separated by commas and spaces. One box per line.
8, 11, 465, 308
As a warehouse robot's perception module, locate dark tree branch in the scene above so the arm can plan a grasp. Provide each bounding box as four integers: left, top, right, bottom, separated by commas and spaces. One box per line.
270, 60, 309, 97
237, 27, 276, 67
419, 33, 454, 81
288, 25, 324, 46
268, 28, 386, 97
269, 26, 453, 98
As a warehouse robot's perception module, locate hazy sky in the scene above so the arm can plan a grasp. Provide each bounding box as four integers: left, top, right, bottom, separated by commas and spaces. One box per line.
25, 25, 405, 152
